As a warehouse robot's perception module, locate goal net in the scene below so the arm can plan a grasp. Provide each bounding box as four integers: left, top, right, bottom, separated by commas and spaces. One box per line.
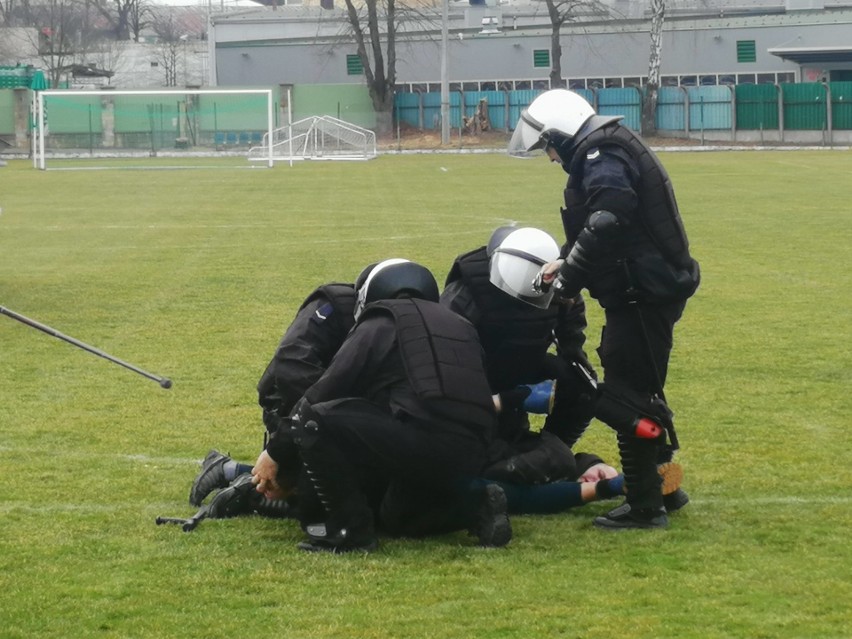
33, 88, 276, 170
247, 115, 377, 163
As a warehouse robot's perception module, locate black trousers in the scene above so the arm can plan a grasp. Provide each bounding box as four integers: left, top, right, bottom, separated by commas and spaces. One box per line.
302, 398, 488, 536
598, 300, 686, 395
597, 300, 687, 509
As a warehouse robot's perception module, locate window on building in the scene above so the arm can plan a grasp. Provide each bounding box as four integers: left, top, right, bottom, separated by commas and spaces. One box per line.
533, 79, 549, 89
449, 82, 462, 91
718, 74, 736, 85
427, 83, 441, 92
624, 77, 642, 88
700, 74, 717, 86
777, 72, 795, 84
737, 40, 756, 63
568, 78, 586, 90
737, 73, 756, 84
515, 80, 531, 90
480, 81, 496, 91
756, 73, 776, 85
533, 49, 550, 68
661, 76, 679, 87
679, 75, 698, 86
346, 54, 363, 76
462, 81, 479, 91
587, 77, 603, 89
605, 77, 623, 88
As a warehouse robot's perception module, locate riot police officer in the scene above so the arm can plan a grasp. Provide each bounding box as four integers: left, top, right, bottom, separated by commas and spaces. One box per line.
441, 226, 602, 482
188, 268, 374, 511
508, 89, 700, 529
252, 259, 510, 553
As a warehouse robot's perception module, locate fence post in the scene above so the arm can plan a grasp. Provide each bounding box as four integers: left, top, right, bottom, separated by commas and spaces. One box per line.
413, 88, 424, 130
728, 84, 736, 142
823, 82, 832, 147
502, 88, 511, 131
777, 84, 784, 144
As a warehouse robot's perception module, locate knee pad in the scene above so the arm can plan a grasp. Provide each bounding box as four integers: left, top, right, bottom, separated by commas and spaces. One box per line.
290, 399, 322, 449
594, 382, 669, 442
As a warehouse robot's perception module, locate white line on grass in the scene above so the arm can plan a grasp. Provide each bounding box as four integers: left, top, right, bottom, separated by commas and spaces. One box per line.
2, 495, 851, 516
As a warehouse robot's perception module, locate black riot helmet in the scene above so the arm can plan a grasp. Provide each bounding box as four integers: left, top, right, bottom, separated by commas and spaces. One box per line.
354, 258, 440, 320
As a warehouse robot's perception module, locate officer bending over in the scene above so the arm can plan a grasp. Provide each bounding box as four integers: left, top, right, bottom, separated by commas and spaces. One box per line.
252, 259, 510, 553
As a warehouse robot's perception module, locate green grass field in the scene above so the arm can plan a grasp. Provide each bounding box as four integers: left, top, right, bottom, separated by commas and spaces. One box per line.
1, 150, 851, 638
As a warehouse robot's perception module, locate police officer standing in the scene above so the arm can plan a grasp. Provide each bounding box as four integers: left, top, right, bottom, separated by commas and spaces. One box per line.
508, 89, 700, 529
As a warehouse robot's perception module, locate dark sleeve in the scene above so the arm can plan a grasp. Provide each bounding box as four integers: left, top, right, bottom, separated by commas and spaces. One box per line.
553, 294, 588, 363
303, 315, 397, 405
439, 279, 482, 326
574, 452, 605, 476
257, 296, 349, 413
580, 145, 640, 219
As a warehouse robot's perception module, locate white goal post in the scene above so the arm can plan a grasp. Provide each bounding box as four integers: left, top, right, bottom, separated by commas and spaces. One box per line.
33, 88, 276, 170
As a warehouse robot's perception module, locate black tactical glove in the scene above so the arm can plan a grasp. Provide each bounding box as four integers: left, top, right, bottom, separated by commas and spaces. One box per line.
497, 386, 532, 413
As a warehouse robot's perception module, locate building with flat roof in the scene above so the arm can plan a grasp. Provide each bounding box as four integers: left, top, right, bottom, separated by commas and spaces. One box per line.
208, 0, 852, 89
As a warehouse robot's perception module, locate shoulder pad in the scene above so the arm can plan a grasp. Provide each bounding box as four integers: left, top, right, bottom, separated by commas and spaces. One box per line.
310, 302, 335, 324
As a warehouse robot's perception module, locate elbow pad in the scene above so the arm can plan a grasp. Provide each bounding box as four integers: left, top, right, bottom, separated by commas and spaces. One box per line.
554, 210, 620, 298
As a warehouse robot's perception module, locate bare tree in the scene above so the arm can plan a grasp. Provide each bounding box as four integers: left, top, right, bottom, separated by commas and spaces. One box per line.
342, 0, 398, 135
541, 0, 609, 89
89, 0, 139, 40
85, 33, 124, 79
642, 0, 665, 135
151, 8, 193, 86
128, 0, 150, 42
28, 0, 87, 87
0, 0, 35, 27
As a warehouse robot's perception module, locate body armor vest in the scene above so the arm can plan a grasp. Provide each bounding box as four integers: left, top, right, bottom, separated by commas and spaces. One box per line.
565, 124, 694, 269
562, 124, 700, 305
361, 298, 496, 432
448, 248, 557, 389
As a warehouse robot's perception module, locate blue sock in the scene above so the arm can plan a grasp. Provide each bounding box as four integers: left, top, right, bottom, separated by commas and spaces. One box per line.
223, 461, 253, 481
595, 474, 625, 500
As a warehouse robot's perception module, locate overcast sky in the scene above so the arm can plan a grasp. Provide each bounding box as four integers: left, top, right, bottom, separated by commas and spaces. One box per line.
149, 0, 262, 7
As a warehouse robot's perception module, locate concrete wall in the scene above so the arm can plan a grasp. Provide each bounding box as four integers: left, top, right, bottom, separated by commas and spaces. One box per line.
211, 9, 852, 88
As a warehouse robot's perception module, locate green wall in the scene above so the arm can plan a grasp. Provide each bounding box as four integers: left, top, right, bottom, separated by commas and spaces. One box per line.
292, 84, 375, 129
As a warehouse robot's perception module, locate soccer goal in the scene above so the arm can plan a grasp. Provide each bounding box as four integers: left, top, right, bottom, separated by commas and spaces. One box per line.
247, 115, 377, 164
33, 88, 276, 170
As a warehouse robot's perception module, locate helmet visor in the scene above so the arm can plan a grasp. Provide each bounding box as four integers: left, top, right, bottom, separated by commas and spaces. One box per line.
489, 250, 555, 309
507, 109, 548, 158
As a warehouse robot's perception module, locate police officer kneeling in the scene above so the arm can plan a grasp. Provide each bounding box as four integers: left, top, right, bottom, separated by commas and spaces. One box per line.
254, 259, 510, 553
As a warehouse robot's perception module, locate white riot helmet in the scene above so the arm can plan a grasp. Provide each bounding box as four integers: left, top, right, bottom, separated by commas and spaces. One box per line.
488, 226, 560, 309
507, 89, 596, 158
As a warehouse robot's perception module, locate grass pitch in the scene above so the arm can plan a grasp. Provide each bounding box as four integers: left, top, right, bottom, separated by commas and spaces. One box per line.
1, 150, 851, 638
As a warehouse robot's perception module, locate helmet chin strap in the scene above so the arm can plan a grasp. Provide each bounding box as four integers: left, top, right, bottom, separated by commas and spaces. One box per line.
545, 131, 575, 164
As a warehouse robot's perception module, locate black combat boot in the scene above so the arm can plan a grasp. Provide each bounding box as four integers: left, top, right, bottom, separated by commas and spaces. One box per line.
295, 420, 378, 553
189, 450, 232, 506
469, 483, 512, 548
206, 474, 256, 518
595, 435, 668, 530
